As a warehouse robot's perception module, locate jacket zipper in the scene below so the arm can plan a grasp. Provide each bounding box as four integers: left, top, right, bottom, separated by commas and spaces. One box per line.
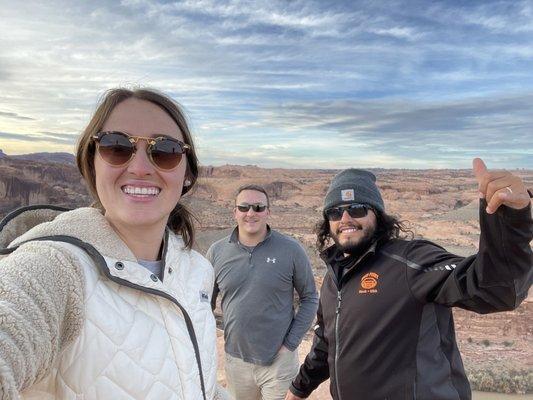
322, 246, 376, 400
334, 289, 342, 400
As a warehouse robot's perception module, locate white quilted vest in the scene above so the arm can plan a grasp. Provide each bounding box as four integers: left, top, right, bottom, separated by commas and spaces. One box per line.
20, 234, 217, 400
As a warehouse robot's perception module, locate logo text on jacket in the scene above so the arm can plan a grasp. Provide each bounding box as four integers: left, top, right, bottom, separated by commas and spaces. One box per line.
359, 272, 379, 294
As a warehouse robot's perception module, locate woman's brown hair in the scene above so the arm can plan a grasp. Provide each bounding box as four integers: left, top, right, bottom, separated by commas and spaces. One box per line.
76, 88, 198, 248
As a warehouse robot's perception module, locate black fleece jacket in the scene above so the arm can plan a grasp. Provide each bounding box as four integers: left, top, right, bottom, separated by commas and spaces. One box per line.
290, 201, 532, 400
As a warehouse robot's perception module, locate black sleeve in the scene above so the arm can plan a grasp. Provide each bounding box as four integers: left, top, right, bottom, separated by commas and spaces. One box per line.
206, 244, 219, 311
407, 201, 532, 313
289, 301, 330, 398
211, 280, 219, 311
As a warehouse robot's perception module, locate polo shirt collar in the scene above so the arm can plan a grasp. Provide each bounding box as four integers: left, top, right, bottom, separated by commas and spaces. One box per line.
229, 224, 272, 244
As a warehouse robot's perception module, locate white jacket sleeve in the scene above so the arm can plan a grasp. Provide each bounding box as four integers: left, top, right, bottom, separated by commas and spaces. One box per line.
0, 241, 85, 399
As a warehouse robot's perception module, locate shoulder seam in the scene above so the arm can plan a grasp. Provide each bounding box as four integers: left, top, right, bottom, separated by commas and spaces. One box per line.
381, 249, 424, 271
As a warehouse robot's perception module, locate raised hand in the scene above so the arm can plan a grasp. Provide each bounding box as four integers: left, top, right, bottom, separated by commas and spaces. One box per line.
473, 158, 530, 214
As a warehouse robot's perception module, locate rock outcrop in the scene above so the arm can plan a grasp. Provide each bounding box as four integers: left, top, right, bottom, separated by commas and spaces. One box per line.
10, 152, 76, 164
0, 158, 89, 215
1, 157, 531, 389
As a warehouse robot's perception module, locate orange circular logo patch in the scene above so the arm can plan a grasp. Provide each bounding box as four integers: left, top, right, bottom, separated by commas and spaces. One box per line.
361, 272, 379, 290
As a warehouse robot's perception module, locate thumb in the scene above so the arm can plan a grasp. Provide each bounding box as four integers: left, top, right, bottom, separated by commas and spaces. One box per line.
472, 157, 488, 184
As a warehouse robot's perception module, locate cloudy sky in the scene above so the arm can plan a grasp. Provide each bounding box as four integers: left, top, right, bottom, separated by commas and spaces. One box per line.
1, 0, 532, 169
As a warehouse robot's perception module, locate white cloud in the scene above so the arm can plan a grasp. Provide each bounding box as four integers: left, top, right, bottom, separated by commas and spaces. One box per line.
258, 144, 290, 150
370, 27, 424, 41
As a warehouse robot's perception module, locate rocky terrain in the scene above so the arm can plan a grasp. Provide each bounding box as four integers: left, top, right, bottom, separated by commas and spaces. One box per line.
0, 156, 89, 216
9, 152, 76, 165
197, 165, 532, 395
0, 155, 531, 394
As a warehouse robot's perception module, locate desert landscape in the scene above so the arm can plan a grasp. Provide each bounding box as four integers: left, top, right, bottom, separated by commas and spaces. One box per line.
0, 152, 531, 396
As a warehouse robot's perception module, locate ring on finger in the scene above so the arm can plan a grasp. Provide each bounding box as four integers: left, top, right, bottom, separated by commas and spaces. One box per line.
505, 186, 513, 194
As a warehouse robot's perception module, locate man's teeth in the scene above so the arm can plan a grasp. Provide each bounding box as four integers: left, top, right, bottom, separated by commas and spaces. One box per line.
340, 227, 360, 233
122, 186, 160, 196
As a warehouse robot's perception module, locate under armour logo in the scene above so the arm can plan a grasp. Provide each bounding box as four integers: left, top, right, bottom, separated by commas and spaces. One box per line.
266, 257, 276, 263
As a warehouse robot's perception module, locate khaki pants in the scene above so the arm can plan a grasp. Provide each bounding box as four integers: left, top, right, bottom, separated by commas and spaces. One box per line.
225, 350, 300, 400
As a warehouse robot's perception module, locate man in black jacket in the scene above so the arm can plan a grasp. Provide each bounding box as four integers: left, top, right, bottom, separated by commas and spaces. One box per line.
285, 158, 532, 400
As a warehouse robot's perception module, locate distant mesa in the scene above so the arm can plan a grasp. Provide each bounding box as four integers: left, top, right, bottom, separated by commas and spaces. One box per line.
436, 199, 479, 221
266, 181, 301, 200
8, 152, 76, 165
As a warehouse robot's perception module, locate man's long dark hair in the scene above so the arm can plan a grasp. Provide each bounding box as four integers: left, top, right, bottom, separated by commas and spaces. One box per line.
316, 209, 414, 253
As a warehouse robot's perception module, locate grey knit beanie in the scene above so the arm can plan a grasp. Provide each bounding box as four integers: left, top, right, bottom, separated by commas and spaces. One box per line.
324, 169, 384, 212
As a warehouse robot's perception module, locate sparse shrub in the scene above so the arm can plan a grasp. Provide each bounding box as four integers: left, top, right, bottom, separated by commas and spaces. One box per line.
466, 366, 533, 394
467, 337, 473, 343
503, 340, 514, 347
481, 339, 490, 346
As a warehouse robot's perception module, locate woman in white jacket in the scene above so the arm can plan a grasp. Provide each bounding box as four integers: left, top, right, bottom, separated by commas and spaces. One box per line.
0, 88, 227, 400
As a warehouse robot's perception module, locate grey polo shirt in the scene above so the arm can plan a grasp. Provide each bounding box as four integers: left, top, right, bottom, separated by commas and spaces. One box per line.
207, 227, 319, 366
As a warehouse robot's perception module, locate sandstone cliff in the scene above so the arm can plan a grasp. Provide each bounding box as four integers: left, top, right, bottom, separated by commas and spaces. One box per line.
0, 157, 89, 215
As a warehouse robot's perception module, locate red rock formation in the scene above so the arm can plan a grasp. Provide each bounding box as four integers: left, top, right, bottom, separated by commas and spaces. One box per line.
2, 157, 532, 388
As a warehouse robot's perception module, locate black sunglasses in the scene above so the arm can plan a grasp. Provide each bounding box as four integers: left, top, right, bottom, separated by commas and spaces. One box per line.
236, 203, 268, 213
92, 131, 190, 171
325, 203, 371, 221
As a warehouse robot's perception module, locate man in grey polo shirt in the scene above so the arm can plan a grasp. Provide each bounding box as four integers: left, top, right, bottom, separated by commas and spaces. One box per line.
207, 184, 319, 400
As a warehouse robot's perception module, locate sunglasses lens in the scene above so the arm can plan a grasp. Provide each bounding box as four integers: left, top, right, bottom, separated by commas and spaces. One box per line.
325, 208, 343, 221
347, 205, 368, 218
326, 204, 368, 221
236, 204, 267, 212
97, 132, 134, 166
150, 139, 186, 170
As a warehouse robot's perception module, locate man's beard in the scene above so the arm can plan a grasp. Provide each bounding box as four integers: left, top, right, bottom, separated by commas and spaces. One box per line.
331, 225, 377, 256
